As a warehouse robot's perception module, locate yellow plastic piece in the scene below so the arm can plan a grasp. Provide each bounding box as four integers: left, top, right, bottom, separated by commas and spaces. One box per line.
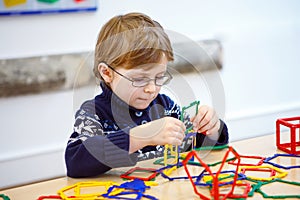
202, 174, 243, 185
203, 174, 231, 183
57, 181, 118, 200
164, 144, 178, 166
144, 181, 159, 187
163, 165, 178, 176
3, 0, 26, 8
239, 165, 288, 181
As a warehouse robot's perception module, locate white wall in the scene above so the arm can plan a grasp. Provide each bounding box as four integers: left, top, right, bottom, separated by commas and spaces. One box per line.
1, 0, 300, 188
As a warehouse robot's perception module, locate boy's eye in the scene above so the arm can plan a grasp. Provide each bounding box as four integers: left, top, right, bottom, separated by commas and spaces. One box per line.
132, 77, 148, 82
128, 71, 171, 87
156, 76, 165, 80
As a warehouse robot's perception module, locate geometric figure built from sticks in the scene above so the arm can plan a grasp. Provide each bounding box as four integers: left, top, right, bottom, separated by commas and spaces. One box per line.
182, 146, 241, 200
239, 165, 288, 181
249, 179, 300, 199
57, 181, 116, 200
276, 116, 300, 154
263, 153, 300, 169
37, 195, 63, 200
228, 154, 265, 166
120, 167, 158, 181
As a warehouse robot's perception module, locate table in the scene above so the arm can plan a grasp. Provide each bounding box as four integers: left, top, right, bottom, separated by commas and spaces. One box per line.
1, 134, 299, 199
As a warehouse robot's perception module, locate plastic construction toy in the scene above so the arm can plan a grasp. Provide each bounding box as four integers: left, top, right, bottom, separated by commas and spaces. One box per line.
180, 153, 235, 167
37, 195, 62, 200
207, 170, 251, 198
157, 162, 202, 181
211, 182, 251, 199
163, 100, 200, 167
180, 101, 200, 160
239, 165, 288, 181
120, 167, 158, 181
0, 194, 10, 200
194, 144, 229, 151
263, 153, 300, 169
195, 170, 247, 187
276, 116, 300, 154
3, 0, 26, 7
180, 100, 200, 134
182, 146, 241, 200
103, 179, 158, 200
180, 145, 234, 167
163, 144, 178, 167
153, 155, 175, 166
228, 154, 265, 166
249, 179, 300, 199
57, 181, 117, 200
103, 191, 157, 200
74, 0, 85, 3
37, 0, 59, 3
180, 101, 200, 150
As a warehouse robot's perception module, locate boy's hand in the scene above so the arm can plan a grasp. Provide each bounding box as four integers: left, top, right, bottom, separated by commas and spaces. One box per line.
129, 117, 186, 152
191, 105, 220, 136
147, 117, 186, 145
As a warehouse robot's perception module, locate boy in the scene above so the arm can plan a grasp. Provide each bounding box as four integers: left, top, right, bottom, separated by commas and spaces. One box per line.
65, 12, 228, 177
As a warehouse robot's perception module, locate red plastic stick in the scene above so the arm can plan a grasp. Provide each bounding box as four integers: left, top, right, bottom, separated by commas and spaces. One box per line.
37, 195, 63, 200
120, 167, 158, 181
182, 146, 241, 200
276, 116, 300, 154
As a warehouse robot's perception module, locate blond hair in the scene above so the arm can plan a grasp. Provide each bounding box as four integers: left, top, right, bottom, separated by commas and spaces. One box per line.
93, 12, 174, 79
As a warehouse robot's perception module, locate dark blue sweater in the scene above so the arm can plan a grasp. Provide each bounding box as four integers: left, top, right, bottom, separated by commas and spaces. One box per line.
65, 82, 228, 178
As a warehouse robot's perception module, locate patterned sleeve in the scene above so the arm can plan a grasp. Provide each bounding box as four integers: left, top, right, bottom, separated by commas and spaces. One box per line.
68, 108, 104, 144
65, 102, 137, 178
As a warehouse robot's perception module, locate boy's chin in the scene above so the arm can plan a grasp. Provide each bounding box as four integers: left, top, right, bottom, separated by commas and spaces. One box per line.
132, 105, 149, 110
131, 102, 151, 110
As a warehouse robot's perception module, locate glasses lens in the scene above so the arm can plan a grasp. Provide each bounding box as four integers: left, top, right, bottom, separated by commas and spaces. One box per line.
155, 76, 171, 86
156, 71, 172, 86
132, 78, 149, 87
132, 71, 172, 87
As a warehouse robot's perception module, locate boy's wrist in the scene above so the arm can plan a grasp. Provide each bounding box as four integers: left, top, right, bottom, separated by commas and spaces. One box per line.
129, 126, 150, 153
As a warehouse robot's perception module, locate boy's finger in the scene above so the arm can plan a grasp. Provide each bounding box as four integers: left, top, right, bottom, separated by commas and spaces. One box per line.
205, 123, 219, 136
192, 109, 209, 130
198, 118, 217, 133
174, 119, 186, 132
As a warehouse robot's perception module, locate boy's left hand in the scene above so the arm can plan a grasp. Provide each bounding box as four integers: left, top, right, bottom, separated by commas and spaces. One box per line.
191, 105, 220, 136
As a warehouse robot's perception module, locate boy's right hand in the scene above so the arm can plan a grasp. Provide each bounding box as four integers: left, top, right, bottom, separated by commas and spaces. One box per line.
129, 117, 186, 152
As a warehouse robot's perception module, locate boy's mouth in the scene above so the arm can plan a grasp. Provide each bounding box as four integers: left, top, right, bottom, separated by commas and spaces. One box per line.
138, 98, 150, 101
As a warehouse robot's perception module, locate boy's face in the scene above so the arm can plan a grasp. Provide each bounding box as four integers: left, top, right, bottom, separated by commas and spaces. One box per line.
110, 55, 168, 110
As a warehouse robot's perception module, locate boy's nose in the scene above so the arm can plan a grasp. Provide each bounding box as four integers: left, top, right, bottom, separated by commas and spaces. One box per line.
144, 80, 156, 93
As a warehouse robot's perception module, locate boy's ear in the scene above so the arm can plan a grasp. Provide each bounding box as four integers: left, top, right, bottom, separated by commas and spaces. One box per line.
98, 63, 113, 83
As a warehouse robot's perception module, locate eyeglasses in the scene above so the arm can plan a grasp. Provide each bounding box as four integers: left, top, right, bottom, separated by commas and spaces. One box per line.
104, 62, 173, 87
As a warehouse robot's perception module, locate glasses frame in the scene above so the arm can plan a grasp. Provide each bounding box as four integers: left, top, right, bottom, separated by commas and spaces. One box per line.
102, 62, 173, 87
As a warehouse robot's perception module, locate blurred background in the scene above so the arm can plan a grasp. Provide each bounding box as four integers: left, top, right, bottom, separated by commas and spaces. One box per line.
0, 0, 300, 188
